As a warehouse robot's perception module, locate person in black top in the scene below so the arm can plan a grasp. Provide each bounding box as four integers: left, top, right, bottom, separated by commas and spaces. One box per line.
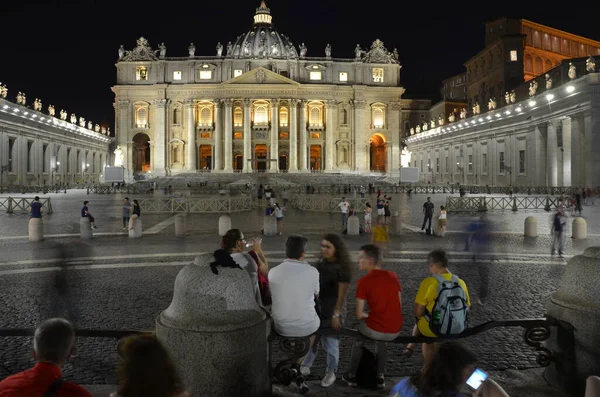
129, 199, 141, 230
422, 197, 435, 231
30, 196, 43, 219
300, 233, 352, 388
551, 209, 566, 256
81, 201, 98, 229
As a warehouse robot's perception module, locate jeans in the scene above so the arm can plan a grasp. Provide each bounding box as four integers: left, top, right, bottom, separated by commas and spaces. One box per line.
302, 335, 339, 373
341, 212, 348, 228
552, 231, 564, 253
123, 216, 130, 228
422, 214, 433, 230
348, 322, 400, 377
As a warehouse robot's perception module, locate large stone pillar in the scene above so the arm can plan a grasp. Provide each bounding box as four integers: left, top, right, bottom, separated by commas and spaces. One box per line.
325, 100, 337, 171
547, 121, 558, 187
269, 99, 279, 172
352, 99, 367, 171
213, 100, 222, 171
242, 99, 252, 173
561, 117, 572, 187
184, 99, 197, 172
583, 111, 600, 188
288, 99, 298, 172
152, 99, 168, 176
222, 99, 233, 172
389, 101, 402, 177
117, 99, 134, 182
299, 100, 308, 172
570, 115, 582, 188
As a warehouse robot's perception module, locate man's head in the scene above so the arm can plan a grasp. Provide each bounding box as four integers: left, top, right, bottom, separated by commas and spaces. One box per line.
34, 196, 39, 201
124, 197, 129, 201
358, 244, 381, 270
285, 235, 308, 260
427, 249, 449, 273
427, 197, 431, 202
342, 197, 346, 201
33, 318, 76, 366
83, 200, 89, 206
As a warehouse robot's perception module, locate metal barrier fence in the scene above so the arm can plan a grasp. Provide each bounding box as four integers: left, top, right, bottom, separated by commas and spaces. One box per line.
88, 185, 143, 194
139, 196, 253, 214
0, 197, 53, 214
290, 195, 370, 212
446, 196, 560, 212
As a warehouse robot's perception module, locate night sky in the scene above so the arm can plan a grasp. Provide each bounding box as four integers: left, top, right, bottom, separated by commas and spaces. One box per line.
2, 1, 599, 132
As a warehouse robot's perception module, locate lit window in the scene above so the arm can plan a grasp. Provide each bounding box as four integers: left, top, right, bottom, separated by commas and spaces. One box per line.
234, 69, 243, 77
254, 106, 268, 124
311, 133, 320, 139
339, 72, 348, 82
279, 108, 288, 127
510, 50, 518, 61
310, 107, 321, 125
372, 68, 384, 83
373, 108, 384, 127
136, 66, 148, 81
135, 107, 147, 128
200, 107, 211, 125
199, 70, 212, 80
310, 71, 322, 81
234, 132, 242, 139
173, 71, 182, 80
233, 108, 242, 126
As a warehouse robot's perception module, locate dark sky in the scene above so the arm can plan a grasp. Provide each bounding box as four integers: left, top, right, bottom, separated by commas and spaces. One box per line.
2, 1, 599, 131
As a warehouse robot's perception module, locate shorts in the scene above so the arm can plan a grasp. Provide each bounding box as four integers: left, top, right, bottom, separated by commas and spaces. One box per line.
377, 208, 385, 216
276, 217, 283, 221
438, 219, 447, 227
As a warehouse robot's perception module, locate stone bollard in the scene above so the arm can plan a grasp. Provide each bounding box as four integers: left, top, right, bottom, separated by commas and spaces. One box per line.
79, 218, 93, 239
524, 216, 537, 237
544, 247, 600, 395
347, 215, 360, 235
156, 253, 270, 397
129, 218, 142, 238
432, 215, 440, 236
391, 211, 402, 236
175, 214, 187, 237
218, 214, 231, 236
572, 217, 587, 239
262, 215, 277, 236
28, 218, 43, 242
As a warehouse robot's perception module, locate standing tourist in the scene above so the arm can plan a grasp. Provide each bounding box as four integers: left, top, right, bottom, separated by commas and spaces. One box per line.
122, 197, 131, 231
338, 197, 350, 230
551, 209, 566, 257
384, 196, 392, 224
364, 202, 372, 233
271, 202, 285, 235
421, 197, 435, 233
438, 205, 447, 237
301, 234, 352, 387
371, 216, 390, 255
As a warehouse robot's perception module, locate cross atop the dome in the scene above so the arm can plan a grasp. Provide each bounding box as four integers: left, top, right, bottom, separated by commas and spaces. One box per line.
254, 0, 272, 25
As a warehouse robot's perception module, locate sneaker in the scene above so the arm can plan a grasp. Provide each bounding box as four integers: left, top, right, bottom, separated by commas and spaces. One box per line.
299, 366, 311, 376
296, 376, 309, 394
92, 225, 98, 229
376, 375, 385, 389
320, 372, 336, 388
342, 373, 357, 387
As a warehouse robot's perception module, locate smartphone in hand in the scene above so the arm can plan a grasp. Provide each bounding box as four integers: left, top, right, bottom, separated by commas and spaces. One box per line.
466, 368, 488, 391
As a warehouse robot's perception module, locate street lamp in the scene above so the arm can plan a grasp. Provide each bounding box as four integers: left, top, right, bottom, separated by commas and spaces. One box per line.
51, 161, 60, 190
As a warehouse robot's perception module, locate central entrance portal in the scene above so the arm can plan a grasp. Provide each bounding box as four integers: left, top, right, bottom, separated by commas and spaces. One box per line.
254, 144, 267, 171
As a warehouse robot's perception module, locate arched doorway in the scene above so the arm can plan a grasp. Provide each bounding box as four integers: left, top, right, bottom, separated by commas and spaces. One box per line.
279, 154, 288, 171
370, 134, 386, 172
132, 133, 151, 172
199, 145, 212, 170
255, 145, 267, 172
234, 154, 243, 171
310, 145, 321, 171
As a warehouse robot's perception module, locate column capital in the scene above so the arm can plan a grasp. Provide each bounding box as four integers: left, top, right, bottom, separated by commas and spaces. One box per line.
118, 99, 130, 109
243, 99, 252, 107
213, 99, 222, 109
389, 101, 402, 110
289, 98, 300, 107
222, 98, 233, 107
351, 99, 367, 109
152, 99, 169, 108
299, 99, 308, 108
326, 99, 338, 108
183, 98, 195, 106
270, 99, 280, 107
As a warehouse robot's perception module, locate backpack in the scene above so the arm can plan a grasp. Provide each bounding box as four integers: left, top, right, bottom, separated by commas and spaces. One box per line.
355, 346, 378, 389
427, 274, 468, 336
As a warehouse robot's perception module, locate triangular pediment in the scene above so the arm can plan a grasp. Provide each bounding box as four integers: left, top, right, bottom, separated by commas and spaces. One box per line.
224, 67, 300, 86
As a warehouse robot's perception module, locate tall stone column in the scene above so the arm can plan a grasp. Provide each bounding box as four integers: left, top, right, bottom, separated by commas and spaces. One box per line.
184, 99, 196, 172
547, 121, 558, 187
299, 100, 308, 172
352, 99, 367, 171
570, 115, 582, 187
243, 99, 252, 173
325, 100, 337, 171
152, 99, 168, 176
389, 101, 402, 177
213, 100, 222, 171
561, 117, 572, 187
269, 99, 279, 172
117, 99, 134, 182
222, 99, 233, 172
288, 99, 299, 172
583, 111, 599, 187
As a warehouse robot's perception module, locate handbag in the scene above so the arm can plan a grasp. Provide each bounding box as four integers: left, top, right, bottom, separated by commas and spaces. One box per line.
248, 250, 272, 306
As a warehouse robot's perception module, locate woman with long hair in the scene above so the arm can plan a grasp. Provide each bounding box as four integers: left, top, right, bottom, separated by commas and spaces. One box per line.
112, 334, 188, 397
364, 202, 372, 233
300, 233, 352, 388
221, 228, 269, 307
128, 199, 141, 230
271, 202, 285, 235
389, 341, 508, 397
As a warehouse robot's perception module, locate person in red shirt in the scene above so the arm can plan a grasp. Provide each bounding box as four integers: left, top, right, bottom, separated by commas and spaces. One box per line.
343, 244, 403, 389
0, 318, 91, 397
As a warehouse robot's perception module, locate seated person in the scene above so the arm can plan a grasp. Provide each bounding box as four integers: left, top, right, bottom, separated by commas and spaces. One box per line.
343, 244, 403, 389
0, 318, 91, 397
404, 249, 470, 364
269, 235, 319, 394
389, 341, 509, 397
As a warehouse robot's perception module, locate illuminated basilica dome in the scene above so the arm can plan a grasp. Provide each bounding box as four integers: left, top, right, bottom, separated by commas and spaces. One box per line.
227, 1, 298, 59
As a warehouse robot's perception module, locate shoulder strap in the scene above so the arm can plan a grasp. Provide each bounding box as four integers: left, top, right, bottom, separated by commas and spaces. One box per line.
432, 274, 446, 285
43, 378, 64, 397
450, 274, 459, 284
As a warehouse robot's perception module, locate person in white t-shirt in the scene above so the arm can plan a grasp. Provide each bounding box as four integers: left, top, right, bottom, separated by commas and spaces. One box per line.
338, 197, 350, 229
269, 235, 319, 394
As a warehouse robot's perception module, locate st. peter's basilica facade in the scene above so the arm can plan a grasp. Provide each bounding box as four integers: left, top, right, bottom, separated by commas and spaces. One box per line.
112, 1, 405, 181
